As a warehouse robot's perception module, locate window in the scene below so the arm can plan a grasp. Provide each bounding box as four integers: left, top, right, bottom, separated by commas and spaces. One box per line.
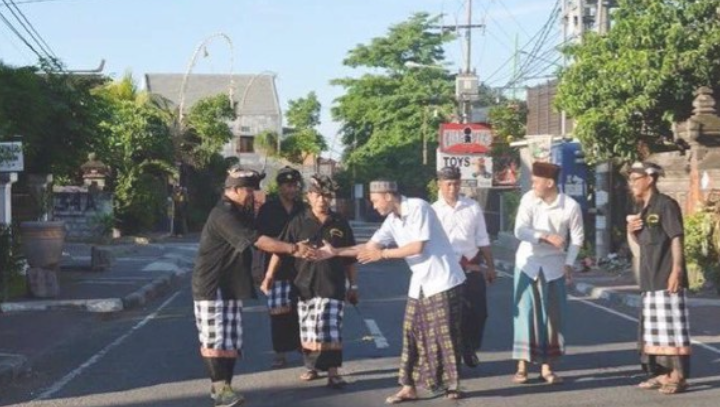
237, 136, 254, 153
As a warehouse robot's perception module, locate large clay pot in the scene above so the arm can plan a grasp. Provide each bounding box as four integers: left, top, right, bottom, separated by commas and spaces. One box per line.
20, 221, 66, 269
20, 221, 66, 298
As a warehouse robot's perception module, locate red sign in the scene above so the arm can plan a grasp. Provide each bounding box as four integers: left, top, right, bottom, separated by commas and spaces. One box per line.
438, 123, 492, 154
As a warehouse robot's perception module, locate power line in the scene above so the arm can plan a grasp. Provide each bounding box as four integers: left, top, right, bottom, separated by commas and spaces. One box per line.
0, 9, 46, 60
483, 0, 560, 84
493, 0, 532, 38
7, 0, 56, 58
2, 0, 55, 60
0, 18, 33, 63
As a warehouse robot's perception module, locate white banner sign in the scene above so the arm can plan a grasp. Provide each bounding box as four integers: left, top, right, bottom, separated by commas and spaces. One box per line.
0, 142, 24, 172
436, 150, 493, 188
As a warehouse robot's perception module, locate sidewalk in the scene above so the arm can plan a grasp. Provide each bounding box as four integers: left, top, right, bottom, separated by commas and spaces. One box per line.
0, 235, 198, 385
491, 231, 720, 307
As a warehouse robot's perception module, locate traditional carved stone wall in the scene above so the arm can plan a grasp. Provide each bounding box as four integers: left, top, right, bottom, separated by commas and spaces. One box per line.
650, 87, 720, 215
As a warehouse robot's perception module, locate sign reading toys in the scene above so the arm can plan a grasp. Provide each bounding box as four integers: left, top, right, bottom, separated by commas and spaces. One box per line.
438, 123, 492, 154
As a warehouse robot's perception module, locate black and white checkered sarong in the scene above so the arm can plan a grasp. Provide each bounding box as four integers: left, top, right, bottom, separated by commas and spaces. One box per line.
194, 291, 243, 357
641, 290, 692, 356
266, 280, 293, 315
298, 297, 344, 351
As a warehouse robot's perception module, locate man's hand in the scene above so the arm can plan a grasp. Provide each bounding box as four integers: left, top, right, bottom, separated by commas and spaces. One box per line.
346, 287, 359, 305
542, 234, 566, 250
316, 240, 336, 261
484, 265, 497, 283
294, 240, 317, 260
626, 214, 643, 233
564, 265, 573, 285
260, 276, 273, 295
667, 269, 683, 294
358, 246, 383, 264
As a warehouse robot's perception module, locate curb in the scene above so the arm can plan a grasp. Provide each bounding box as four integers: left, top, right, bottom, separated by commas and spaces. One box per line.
0, 258, 192, 314
122, 268, 190, 309
493, 260, 643, 308
0, 353, 29, 386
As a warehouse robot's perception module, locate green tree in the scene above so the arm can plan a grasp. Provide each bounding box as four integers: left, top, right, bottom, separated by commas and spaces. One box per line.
555, 0, 720, 163
94, 74, 175, 233
0, 61, 105, 178
282, 92, 327, 165
182, 95, 236, 167
488, 101, 527, 144
331, 13, 455, 197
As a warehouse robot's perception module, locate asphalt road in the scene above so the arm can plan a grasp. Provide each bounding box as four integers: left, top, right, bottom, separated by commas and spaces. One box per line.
2, 247, 719, 407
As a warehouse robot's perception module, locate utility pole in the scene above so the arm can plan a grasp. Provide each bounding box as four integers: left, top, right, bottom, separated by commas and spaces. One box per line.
434, 0, 483, 124
594, 0, 614, 260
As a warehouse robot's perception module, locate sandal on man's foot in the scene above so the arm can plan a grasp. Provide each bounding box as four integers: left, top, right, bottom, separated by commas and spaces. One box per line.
659, 380, 688, 395
512, 371, 528, 384
637, 377, 663, 390
445, 390, 462, 400
299, 370, 319, 381
385, 391, 418, 404
540, 372, 564, 385
327, 375, 348, 389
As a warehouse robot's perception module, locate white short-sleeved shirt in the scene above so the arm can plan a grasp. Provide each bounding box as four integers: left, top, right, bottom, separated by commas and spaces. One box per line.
432, 196, 491, 262
371, 196, 466, 299
514, 191, 585, 281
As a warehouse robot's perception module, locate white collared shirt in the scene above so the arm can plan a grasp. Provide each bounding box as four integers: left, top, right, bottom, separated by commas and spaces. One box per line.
371, 196, 466, 299
432, 195, 490, 262
514, 191, 584, 281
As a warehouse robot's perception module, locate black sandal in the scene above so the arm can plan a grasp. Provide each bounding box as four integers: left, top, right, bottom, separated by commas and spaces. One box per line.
327, 375, 348, 389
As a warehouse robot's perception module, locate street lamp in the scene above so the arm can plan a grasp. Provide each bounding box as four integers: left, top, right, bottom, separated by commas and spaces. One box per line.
178, 33, 235, 122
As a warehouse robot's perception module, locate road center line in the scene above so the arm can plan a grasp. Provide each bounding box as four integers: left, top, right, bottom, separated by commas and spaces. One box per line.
364, 319, 389, 349
34, 291, 183, 401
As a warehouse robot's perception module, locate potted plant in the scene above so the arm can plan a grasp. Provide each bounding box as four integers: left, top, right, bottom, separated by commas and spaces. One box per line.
19, 174, 65, 297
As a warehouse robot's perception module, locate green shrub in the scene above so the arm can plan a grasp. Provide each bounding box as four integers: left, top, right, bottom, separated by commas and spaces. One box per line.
684, 210, 720, 291
0, 225, 25, 302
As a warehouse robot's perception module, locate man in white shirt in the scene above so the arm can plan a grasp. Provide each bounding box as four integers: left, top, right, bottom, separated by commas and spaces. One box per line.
329, 179, 467, 403
432, 166, 496, 368
512, 162, 584, 385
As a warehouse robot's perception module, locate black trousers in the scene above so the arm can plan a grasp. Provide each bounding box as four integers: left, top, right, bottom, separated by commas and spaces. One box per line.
461, 271, 488, 354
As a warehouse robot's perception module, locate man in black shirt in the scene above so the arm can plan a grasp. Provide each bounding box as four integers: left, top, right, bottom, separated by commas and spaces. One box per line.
192, 166, 314, 407
264, 174, 357, 389
627, 161, 691, 395
257, 166, 303, 368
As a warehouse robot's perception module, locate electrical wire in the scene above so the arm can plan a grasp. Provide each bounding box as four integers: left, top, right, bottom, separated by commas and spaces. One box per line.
6, 0, 56, 58
483, 0, 561, 84
0, 9, 45, 60
482, 1, 559, 83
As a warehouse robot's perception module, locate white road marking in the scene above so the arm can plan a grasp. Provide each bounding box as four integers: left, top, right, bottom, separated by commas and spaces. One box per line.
142, 261, 180, 272
364, 319, 389, 349
34, 291, 182, 401
498, 270, 720, 356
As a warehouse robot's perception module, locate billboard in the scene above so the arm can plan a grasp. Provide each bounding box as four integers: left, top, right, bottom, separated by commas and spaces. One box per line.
436, 150, 493, 188
438, 123, 492, 154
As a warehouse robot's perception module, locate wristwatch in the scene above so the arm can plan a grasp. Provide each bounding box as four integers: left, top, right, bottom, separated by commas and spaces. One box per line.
349, 284, 359, 290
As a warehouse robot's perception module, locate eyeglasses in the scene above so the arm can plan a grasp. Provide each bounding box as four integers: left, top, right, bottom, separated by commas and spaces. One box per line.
628, 175, 647, 183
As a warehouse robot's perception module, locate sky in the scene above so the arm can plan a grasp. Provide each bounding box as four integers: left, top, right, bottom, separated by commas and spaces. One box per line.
0, 0, 563, 159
